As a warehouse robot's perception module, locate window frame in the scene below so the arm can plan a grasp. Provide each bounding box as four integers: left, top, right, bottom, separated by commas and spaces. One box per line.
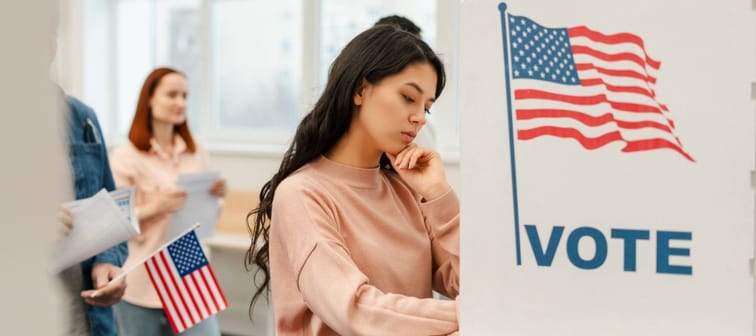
58, 0, 460, 160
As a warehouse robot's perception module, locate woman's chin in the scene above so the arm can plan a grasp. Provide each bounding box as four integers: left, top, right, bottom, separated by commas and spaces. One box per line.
384, 145, 410, 157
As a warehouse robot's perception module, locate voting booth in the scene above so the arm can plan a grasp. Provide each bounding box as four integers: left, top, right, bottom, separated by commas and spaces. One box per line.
459, 1, 755, 334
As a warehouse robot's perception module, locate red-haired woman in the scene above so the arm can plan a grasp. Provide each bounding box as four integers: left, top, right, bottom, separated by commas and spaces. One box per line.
110, 67, 225, 336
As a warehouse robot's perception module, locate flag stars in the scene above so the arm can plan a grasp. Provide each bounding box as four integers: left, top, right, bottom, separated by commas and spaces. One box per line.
168, 233, 209, 276
508, 16, 579, 84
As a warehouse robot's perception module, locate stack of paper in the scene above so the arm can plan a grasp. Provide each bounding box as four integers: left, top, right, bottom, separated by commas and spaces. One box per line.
168, 171, 222, 240
52, 187, 139, 273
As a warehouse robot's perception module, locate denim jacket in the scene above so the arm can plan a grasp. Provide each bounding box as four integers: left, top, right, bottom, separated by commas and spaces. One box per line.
66, 95, 128, 336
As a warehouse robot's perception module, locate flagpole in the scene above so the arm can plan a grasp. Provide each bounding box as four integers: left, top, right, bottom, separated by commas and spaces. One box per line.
90, 222, 201, 297
498, 3, 523, 266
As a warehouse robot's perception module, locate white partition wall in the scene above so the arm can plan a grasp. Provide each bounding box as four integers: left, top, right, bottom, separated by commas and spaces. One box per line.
459, 1, 755, 334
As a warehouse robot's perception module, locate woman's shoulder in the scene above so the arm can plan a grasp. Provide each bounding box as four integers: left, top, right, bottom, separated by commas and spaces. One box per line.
276, 164, 321, 195
110, 141, 141, 157
109, 142, 152, 170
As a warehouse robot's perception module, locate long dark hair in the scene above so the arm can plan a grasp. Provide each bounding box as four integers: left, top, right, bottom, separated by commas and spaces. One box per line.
245, 24, 446, 311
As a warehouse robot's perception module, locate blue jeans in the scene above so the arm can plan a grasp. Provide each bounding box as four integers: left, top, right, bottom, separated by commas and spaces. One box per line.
114, 301, 221, 336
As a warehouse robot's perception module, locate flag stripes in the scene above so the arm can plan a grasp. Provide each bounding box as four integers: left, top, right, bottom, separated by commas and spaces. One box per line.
145, 231, 228, 333
507, 13, 694, 161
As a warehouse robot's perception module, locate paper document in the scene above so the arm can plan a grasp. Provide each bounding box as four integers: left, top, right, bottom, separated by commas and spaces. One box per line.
52, 187, 139, 273
168, 171, 221, 239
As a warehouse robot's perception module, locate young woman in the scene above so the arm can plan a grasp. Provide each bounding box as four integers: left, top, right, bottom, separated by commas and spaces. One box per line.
247, 25, 460, 335
110, 67, 225, 336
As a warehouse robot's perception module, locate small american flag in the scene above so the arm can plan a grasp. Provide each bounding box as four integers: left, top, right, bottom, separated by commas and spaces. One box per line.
145, 230, 228, 333
504, 11, 694, 162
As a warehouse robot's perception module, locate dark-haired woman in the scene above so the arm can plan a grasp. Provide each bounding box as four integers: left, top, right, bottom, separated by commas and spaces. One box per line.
248, 25, 459, 335
110, 68, 225, 336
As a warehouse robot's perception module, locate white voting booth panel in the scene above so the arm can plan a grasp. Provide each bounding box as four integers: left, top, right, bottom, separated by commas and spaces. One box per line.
459, 0, 755, 335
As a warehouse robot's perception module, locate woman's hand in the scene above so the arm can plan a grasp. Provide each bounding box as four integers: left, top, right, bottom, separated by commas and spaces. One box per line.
386, 144, 450, 201
81, 263, 127, 307
154, 189, 187, 213
138, 188, 187, 222
57, 205, 73, 236
209, 178, 227, 198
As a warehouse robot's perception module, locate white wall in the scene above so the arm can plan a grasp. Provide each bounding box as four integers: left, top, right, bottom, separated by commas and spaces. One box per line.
0, 1, 65, 334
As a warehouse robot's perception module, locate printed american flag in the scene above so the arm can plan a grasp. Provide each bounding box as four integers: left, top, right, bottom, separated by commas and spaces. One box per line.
145, 230, 228, 333
506, 13, 694, 162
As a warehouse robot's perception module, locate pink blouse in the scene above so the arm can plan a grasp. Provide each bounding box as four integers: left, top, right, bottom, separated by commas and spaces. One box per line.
109, 136, 210, 308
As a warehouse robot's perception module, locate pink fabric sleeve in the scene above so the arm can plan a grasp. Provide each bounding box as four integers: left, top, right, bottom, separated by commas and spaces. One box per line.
108, 147, 135, 189
299, 242, 458, 335
273, 182, 459, 335
419, 188, 460, 298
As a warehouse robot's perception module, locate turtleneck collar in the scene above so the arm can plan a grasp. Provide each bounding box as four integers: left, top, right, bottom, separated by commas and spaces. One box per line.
311, 155, 384, 189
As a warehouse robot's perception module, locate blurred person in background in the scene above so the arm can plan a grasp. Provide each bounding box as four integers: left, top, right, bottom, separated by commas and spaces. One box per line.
110, 67, 226, 336
49, 2, 129, 334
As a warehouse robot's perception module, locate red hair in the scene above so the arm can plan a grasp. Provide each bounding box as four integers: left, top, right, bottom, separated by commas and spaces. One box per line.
128, 67, 196, 153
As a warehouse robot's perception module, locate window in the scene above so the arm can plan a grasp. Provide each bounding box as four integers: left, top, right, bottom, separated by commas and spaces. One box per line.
319, 0, 436, 85
67, 0, 458, 155
114, 0, 201, 136
211, 0, 302, 134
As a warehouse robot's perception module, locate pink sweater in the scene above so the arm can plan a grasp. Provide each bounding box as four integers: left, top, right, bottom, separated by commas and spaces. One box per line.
269, 156, 459, 335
